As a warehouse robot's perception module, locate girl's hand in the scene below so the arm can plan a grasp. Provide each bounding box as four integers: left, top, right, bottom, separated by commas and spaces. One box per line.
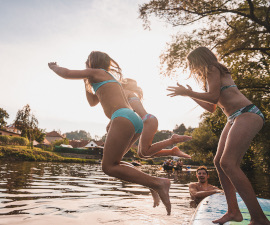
48, 62, 58, 70
167, 82, 191, 97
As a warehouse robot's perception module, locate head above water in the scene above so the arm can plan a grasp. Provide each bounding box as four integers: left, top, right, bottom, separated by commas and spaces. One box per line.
85, 51, 123, 80
196, 165, 208, 175
122, 78, 143, 100
196, 166, 209, 184
187, 47, 230, 91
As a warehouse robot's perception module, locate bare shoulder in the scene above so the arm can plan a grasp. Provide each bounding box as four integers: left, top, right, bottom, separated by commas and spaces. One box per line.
86, 68, 107, 81
189, 182, 198, 188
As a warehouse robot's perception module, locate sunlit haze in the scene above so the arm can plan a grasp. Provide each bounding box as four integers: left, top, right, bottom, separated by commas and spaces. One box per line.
1, 0, 205, 138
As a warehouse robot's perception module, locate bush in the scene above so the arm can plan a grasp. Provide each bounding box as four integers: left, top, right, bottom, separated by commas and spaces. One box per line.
0, 135, 10, 145
52, 138, 69, 147
0, 135, 29, 146
54, 146, 103, 155
11, 136, 29, 146
0, 146, 97, 163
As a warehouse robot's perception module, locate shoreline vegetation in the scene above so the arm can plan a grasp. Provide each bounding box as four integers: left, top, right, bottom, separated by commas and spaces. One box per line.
0, 146, 97, 163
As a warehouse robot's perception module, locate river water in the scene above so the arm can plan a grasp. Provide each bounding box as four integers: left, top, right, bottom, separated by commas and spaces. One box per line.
0, 162, 269, 225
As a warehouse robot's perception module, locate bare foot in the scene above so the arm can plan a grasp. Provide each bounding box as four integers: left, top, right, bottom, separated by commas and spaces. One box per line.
171, 134, 192, 144
154, 178, 171, 215
149, 189, 160, 207
171, 146, 191, 158
212, 211, 243, 224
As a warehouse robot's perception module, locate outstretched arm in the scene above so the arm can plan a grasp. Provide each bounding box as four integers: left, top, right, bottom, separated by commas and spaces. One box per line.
186, 85, 217, 113
84, 79, 99, 107
189, 183, 222, 200
48, 62, 98, 80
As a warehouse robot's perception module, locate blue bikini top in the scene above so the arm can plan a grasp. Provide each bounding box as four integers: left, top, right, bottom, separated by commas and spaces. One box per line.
91, 69, 120, 93
220, 84, 237, 92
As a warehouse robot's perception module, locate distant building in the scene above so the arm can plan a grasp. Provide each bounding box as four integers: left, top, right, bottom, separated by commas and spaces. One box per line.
0, 124, 21, 137
0, 129, 21, 137
6, 124, 22, 135
69, 139, 104, 149
60, 144, 73, 148
45, 131, 64, 143
69, 140, 89, 148
84, 140, 104, 149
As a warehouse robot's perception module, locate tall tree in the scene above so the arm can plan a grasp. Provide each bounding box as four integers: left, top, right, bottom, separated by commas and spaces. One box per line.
173, 123, 187, 135
0, 108, 9, 129
181, 122, 219, 164
153, 130, 173, 143
14, 104, 44, 146
139, 0, 270, 170
64, 130, 92, 140
140, 0, 269, 76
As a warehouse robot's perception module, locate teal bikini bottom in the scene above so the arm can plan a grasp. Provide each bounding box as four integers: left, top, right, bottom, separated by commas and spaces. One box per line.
111, 108, 143, 133
228, 104, 265, 125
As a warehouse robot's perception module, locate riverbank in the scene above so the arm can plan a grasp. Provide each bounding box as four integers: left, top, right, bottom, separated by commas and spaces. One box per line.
0, 146, 97, 163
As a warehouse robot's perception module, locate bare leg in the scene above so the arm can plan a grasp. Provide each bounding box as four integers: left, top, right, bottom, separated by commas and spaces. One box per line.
138, 117, 192, 158
214, 113, 269, 225
213, 122, 243, 224
119, 160, 160, 208
102, 117, 171, 215
152, 146, 191, 158
120, 136, 160, 207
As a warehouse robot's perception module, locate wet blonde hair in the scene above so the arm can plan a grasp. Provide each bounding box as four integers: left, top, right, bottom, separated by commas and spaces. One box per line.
121, 78, 143, 100
187, 47, 230, 91
85, 51, 123, 81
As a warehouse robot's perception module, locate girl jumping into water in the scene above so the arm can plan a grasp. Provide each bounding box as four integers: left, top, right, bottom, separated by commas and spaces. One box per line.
121, 78, 192, 159
167, 47, 269, 225
48, 51, 171, 215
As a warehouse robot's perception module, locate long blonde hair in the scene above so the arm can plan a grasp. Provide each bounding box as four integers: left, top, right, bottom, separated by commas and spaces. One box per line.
187, 47, 230, 91
121, 78, 143, 100
85, 51, 123, 81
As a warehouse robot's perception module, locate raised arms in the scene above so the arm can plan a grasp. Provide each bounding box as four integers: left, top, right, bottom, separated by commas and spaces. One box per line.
167, 66, 221, 113
48, 62, 100, 107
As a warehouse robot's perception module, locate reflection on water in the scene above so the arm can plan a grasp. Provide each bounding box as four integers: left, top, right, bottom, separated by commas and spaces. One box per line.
0, 162, 269, 225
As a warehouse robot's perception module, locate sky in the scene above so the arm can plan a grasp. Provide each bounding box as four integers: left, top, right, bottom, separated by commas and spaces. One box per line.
0, 0, 205, 138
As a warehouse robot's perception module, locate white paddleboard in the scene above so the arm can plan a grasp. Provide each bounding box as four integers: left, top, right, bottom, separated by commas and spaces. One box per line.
190, 193, 270, 225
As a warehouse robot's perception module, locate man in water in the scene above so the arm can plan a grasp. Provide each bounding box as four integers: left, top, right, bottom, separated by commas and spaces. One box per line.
189, 166, 223, 203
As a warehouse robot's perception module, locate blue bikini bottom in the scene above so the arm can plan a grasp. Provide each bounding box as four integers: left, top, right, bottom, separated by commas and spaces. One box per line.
111, 108, 143, 133
228, 104, 265, 125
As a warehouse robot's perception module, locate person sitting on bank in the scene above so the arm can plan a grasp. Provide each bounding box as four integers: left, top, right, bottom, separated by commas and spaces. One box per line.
189, 166, 223, 202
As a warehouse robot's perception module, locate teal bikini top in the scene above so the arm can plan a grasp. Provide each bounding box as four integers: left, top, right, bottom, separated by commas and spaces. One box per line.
220, 84, 237, 92
91, 69, 120, 93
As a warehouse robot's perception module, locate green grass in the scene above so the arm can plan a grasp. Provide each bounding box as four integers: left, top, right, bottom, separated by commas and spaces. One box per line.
0, 146, 97, 163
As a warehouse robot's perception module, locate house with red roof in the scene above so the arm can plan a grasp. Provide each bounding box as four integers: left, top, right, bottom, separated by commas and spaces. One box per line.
0, 124, 21, 137
45, 131, 65, 143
